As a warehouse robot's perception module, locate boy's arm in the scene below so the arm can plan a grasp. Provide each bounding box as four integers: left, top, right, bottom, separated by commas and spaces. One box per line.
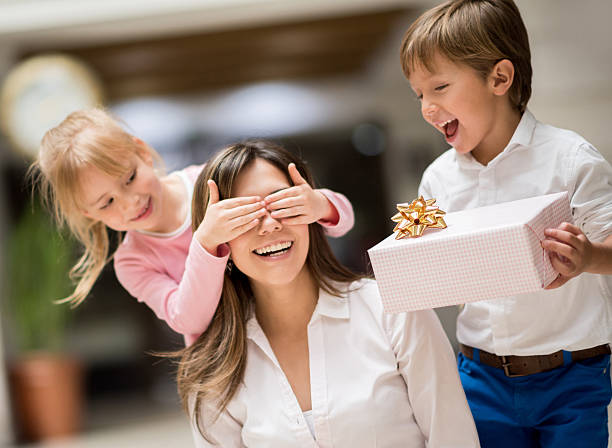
544, 143, 612, 288
591, 234, 612, 273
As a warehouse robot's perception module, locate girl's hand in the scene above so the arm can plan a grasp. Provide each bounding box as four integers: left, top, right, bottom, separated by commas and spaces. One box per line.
195, 180, 267, 255
264, 163, 338, 225
542, 222, 593, 289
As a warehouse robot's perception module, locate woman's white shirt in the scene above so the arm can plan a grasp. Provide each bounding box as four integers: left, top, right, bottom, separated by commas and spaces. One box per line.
191, 279, 479, 448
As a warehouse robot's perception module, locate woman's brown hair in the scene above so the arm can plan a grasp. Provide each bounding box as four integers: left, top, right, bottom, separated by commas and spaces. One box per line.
176, 139, 362, 440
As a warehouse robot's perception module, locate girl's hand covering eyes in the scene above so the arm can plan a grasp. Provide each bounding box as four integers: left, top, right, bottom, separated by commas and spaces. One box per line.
194, 180, 267, 255
264, 163, 338, 226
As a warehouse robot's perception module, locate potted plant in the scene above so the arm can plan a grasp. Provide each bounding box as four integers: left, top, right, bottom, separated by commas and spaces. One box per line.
4, 200, 84, 442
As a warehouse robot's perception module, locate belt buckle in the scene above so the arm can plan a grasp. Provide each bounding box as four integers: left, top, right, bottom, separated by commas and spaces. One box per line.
500, 355, 522, 378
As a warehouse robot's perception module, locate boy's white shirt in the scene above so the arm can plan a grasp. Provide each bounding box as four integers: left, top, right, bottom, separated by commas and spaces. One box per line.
191, 279, 480, 448
419, 109, 612, 356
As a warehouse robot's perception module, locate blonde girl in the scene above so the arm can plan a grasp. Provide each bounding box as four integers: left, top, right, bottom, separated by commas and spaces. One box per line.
178, 140, 479, 447
31, 108, 354, 345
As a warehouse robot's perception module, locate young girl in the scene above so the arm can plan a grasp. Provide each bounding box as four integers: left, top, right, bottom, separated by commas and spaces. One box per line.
178, 140, 479, 447
31, 108, 354, 346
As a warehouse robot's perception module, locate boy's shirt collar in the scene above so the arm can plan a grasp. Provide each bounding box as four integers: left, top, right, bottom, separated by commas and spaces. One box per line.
455, 109, 537, 169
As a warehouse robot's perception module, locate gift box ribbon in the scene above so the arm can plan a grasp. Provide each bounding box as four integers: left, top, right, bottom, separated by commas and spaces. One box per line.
391, 196, 447, 239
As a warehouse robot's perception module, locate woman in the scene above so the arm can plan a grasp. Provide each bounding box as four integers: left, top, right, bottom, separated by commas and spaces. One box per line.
177, 140, 479, 447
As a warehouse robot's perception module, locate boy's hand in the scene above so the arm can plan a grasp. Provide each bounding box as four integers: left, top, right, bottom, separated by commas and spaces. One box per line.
264, 163, 338, 225
542, 222, 593, 289
195, 180, 267, 255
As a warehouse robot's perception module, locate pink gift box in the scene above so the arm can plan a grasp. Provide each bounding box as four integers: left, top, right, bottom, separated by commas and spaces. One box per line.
368, 192, 572, 313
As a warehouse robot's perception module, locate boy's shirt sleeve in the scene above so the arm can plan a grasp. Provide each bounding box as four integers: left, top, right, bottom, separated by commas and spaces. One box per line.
568, 143, 612, 242
384, 309, 480, 447
114, 237, 229, 345
316, 188, 354, 238
418, 164, 443, 202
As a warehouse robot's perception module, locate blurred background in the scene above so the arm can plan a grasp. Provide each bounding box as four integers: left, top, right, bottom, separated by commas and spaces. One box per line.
0, 0, 610, 446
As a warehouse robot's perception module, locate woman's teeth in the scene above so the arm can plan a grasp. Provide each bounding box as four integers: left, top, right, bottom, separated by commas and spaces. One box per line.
254, 242, 293, 256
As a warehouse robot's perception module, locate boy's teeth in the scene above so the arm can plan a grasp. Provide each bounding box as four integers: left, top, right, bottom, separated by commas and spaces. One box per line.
254, 241, 292, 255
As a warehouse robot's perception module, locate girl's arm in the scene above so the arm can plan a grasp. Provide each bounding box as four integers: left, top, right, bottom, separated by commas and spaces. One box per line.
317, 188, 354, 237
385, 309, 480, 447
114, 236, 229, 345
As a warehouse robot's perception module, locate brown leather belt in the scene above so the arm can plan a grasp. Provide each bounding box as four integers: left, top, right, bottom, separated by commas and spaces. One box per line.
460, 343, 611, 377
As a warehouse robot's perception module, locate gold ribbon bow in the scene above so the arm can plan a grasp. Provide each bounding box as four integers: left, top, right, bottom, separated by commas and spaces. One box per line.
391, 196, 447, 239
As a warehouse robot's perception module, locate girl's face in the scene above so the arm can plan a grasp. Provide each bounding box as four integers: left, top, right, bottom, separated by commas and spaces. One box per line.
78, 146, 165, 233
227, 158, 310, 289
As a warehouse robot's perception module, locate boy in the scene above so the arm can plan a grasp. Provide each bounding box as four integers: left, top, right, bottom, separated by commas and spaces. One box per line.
401, 0, 612, 446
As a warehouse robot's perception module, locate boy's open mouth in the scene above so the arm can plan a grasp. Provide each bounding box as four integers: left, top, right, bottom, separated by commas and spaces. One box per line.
253, 241, 293, 257
443, 119, 458, 139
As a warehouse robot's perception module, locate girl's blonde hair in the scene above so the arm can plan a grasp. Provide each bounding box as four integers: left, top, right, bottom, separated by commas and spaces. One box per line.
29, 108, 162, 307
176, 140, 363, 441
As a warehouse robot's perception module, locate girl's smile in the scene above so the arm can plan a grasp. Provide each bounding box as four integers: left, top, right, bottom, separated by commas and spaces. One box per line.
130, 197, 153, 222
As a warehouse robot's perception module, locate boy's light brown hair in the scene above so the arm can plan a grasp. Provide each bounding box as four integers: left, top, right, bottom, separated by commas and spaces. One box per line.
400, 0, 532, 113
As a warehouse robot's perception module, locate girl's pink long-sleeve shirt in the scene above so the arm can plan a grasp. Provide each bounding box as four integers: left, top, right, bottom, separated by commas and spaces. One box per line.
113, 164, 354, 346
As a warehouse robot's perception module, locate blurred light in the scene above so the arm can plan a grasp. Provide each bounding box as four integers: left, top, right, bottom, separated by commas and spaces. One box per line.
351, 122, 385, 156
208, 82, 327, 136
112, 99, 196, 150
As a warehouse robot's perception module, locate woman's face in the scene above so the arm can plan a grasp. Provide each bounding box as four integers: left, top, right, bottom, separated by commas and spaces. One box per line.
227, 158, 310, 289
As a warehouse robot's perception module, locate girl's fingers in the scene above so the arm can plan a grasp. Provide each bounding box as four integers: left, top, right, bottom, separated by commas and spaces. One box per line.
288, 163, 307, 186
266, 196, 302, 211
270, 206, 306, 219
278, 215, 311, 226
264, 187, 298, 204
223, 201, 266, 220
207, 180, 220, 205
229, 218, 260, 238
218, 196, 262, 209
229, 208, 267, 229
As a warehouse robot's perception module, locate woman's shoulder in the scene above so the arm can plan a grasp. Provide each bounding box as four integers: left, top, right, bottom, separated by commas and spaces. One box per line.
343, 278, 440, 334
340, 278, 385, 315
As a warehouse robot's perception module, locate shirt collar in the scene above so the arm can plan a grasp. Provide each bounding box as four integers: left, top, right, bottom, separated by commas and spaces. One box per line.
507, 109, 536, 149
455, 109, 537, 168
245, 284, 350, 363
314, 285, 350, 320
245, 284, 351, 338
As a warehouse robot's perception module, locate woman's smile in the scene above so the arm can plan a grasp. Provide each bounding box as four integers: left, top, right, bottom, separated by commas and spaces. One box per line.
253, 240, 294, 259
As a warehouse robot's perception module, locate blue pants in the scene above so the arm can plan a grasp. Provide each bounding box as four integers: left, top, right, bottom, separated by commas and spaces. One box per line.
458, 352, 611, 447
